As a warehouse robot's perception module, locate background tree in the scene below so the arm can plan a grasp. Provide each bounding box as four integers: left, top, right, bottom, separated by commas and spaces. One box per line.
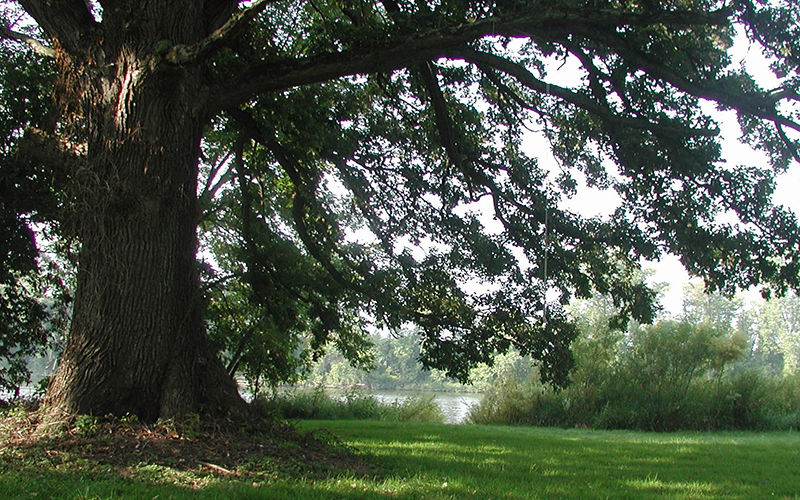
0, 34, 70, 395
754, 293, 800, 376
1, 0, 799, 421
681, 282, 744, 329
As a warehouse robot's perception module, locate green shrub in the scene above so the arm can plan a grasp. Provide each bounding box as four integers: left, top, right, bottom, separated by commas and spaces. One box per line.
471, 364, 800, 431
467, 375, 541, 425
469, 320, 800, 431
708, 371, 800, 430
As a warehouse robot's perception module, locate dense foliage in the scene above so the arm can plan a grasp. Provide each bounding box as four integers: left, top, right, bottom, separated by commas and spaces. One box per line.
0, 38, 70, 392
194, 0, 800, 391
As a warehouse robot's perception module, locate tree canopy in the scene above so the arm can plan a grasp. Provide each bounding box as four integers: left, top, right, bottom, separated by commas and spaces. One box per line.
1, 0, 799, 414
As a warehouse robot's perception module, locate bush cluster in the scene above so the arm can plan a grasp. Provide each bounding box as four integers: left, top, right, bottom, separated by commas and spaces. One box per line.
469, 320, 800, 431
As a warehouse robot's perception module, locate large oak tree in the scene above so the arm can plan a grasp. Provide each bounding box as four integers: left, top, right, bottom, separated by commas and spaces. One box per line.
1, 0, 799, 421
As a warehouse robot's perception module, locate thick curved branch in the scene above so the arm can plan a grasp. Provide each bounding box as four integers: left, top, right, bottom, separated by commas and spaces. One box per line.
213, 36, 455, 109
17, 0, 98, 54
0, 24, 55, 57
212, 7, 729, 109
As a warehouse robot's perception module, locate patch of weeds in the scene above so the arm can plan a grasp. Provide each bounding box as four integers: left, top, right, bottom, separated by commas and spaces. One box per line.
389, 394, 445, 423
154, 412, 203, 440
133, 463, 218, 489
119, 412, 139, 426
72, 414, 100, 437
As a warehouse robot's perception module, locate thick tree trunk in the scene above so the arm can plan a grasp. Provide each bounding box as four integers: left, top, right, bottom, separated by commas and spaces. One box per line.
41, 7, 245, 422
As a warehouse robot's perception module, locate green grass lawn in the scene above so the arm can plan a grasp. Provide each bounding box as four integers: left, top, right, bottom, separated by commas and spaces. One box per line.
2, 420, 799, 499
297, 421, 800, 500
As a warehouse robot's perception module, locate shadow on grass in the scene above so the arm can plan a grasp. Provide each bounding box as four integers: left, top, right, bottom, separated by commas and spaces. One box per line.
0, 408, 375, 500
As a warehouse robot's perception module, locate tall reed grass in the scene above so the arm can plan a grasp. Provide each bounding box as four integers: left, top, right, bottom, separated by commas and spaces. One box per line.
254, 387, 446, 423
468, 368, 800, 431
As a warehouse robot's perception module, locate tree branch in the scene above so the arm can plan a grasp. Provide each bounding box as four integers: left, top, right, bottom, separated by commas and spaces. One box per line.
419, 61, 468, 172
459, 48, 718, 139
212, 7, 729, 109
17, 0, 98, 54
16, 128, 84, 173
202, 0, 240, 33
199, 149, 235, 207
225, 107, 360, 291
0, 24, 56, 57
590, 30, 800, 135
165, 0, 276, 66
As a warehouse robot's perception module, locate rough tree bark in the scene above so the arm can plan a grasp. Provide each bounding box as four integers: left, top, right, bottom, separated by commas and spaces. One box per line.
21, 0, 246, 422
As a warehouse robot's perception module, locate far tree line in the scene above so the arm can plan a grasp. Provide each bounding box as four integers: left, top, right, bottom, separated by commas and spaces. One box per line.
10, 282, 800, 401
278, 282, 800, 397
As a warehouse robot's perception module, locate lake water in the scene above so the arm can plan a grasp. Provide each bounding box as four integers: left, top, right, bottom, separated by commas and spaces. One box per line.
361, 391, 482, 424
0, 385, 36, 400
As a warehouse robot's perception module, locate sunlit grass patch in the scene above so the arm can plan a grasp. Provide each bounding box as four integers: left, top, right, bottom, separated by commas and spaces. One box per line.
626, 475, 720, 496
299, 421, 800, 500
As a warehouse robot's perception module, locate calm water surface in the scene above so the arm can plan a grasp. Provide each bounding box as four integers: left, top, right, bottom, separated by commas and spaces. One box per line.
363, 391, 482, 424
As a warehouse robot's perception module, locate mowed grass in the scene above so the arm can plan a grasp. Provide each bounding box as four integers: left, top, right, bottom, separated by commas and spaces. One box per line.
295, 421, 800, 500
2, 419, 799, 499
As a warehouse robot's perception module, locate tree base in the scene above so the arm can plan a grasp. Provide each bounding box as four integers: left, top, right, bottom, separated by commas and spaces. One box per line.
2, 402, 374, 484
